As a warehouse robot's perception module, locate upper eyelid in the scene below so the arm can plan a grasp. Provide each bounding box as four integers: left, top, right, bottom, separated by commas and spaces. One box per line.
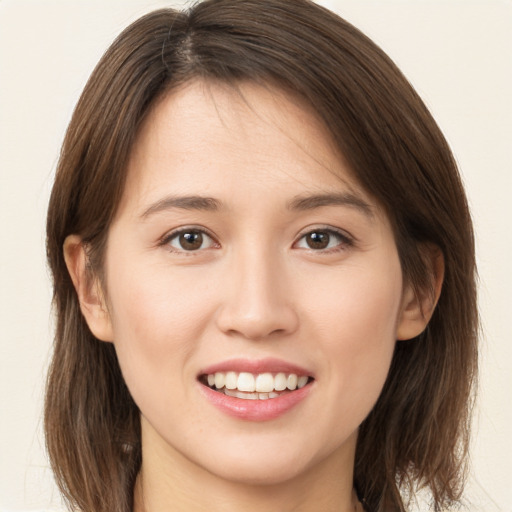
295, 225, 355, 242
158, 224, 355, 248
157, 227, 220, 255
292, 228, 357, 256
292, 227, 356, 253
160, 225, 218, 244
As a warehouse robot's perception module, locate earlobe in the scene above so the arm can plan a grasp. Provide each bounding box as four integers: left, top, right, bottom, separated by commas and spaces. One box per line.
396, 246, 444, 341
63, 235, 114, 342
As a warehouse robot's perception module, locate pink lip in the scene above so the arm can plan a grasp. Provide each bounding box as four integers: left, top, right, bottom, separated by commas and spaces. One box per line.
198, 381, 313, 422
197, 357, 314, 422
198, 357, 313, 377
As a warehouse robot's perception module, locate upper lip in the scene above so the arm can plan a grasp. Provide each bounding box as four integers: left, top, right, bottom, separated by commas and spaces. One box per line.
198, 357, 313, 377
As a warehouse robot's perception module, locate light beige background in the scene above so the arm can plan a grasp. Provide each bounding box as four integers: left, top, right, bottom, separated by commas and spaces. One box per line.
0, 0, 510, 510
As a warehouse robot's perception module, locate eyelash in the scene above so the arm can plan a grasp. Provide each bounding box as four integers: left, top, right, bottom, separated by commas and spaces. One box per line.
294, 227, 354, 253
159, 226, 354, 254
159, 227, 219, 254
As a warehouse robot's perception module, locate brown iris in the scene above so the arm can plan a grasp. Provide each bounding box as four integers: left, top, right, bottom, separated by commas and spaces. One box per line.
305, 231, 330, 249
179, 231, 203, 250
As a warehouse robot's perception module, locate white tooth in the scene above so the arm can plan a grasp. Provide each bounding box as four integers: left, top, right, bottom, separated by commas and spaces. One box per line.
287, 373, 298, 390
235, 391, 246, 399
225, 371, 238, 390
207, 374, 215, 387
255, 372, 274, 392
297, 375, 308, 388
237, 372, 255, 392
245, 392, 259, 400
269, 392, 280, 398
224, 388, 238, 397
214, 372, 225, 389
259, 393, 269, 400
274, 373, 287, 391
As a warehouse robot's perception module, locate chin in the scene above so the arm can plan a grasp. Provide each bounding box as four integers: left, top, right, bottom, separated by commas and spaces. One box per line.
190, 433, 347, 487
205, 456, 311, 486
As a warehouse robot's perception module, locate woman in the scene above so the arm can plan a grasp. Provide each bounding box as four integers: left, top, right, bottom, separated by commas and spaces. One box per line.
44, 0, 478, 511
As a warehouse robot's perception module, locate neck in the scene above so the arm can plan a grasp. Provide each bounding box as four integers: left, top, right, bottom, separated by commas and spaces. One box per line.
133, 424, 360, 512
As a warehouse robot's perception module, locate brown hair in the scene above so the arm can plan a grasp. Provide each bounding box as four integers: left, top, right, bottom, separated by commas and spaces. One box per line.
45, 1, 478, 511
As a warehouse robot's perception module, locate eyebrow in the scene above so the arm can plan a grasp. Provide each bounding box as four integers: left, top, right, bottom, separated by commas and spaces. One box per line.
287, 192, 374, 218
140, 192, 374, 219
140, 195, 221, 218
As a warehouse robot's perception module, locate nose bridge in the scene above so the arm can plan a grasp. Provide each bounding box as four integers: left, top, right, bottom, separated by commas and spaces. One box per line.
216, 238, 298, 339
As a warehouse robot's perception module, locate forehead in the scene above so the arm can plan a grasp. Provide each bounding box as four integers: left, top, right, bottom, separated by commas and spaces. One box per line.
118, 80, 375, 217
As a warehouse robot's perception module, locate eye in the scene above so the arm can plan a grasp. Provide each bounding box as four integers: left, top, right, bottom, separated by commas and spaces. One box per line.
164, 228, 218, 252
295, 228, 352, 252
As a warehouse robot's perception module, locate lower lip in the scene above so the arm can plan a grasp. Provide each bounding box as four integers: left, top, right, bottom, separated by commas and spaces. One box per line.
199, 383, 313, 421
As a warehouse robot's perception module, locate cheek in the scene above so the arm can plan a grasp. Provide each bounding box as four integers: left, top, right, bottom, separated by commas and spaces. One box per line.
303, 260, 403, 416
103, 258, 216, 413
304, 258, 403, 343
106, 253, 215, 342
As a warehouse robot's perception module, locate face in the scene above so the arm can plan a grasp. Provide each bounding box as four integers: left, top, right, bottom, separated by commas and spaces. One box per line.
95, 81, 414, 485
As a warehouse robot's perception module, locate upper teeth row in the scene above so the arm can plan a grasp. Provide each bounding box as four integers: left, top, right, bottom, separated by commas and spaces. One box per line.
207, 372, 308, 393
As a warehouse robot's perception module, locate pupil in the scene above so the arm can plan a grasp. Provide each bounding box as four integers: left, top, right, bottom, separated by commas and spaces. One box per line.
307, 232, 329, 249
180, 232, 203, 250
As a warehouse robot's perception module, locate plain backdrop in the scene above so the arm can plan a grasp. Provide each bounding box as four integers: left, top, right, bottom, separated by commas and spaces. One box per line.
0, 0, 510, 510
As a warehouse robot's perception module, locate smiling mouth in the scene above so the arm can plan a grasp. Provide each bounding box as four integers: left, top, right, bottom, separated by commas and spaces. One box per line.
199, 371, 314, 400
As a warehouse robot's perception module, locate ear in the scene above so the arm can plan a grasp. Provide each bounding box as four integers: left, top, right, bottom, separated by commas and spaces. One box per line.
63, 235, 114, 342
396, 245, 444, 341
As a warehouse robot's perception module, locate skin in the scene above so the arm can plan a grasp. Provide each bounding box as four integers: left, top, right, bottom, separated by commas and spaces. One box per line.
65, 81, 437, 512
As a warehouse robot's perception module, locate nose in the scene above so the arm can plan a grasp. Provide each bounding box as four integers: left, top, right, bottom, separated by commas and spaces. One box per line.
215, 247, 299, 340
